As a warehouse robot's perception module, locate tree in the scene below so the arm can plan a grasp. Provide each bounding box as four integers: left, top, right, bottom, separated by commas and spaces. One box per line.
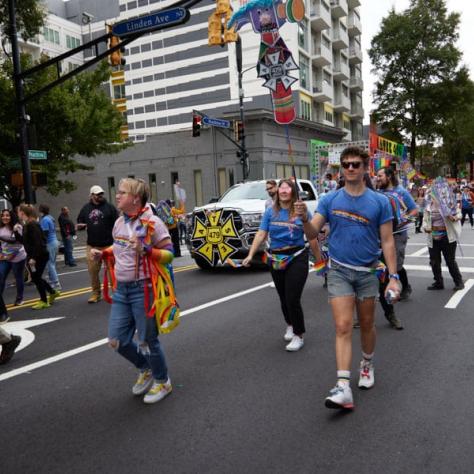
369, 0, 462, 162
0, 0, 46, 41
0, 56, 128, 206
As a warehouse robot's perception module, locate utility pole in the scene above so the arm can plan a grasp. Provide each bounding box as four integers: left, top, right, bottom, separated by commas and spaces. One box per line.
8, 0, 34, 203
236, 36, 248, 180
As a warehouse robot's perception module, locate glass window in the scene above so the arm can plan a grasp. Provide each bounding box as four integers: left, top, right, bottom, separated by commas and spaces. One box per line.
325, 111, 333, 122
299, 55, 309, 91
113, 84, 126, 99
194, 170, 203, 207
298, 20, 308, 51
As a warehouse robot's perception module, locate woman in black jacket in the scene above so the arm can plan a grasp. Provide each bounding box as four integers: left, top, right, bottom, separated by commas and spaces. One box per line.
17, 204, 60, 310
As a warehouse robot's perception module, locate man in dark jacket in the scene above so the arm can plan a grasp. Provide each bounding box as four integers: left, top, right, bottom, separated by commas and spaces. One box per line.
58, 206, 77, 267
77, 185, 118, 303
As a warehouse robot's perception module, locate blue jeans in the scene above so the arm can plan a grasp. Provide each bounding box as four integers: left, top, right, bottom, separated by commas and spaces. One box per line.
0, 258, 26, 301
62, 237, 76, 265
46, 240, 60, 286
109, 280, 168, 381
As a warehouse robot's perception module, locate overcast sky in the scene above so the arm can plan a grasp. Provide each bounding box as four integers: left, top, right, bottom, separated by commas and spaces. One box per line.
361, 0, 474, 124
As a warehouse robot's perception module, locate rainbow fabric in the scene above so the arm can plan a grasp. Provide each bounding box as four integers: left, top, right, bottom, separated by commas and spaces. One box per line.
262, 247, 306, 270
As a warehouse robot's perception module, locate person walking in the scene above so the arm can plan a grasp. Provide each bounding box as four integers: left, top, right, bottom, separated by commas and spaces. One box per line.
265, 179, 277, 208
0, 315, 22, 365
243, 179, 311, 352
0, 209, 27, 306
58, 207, 77, 267
423, 192, 464, 291
39, 204, 61, 290
295, 147, 400, 410
77, 185, 118, 303
415, 186, 427, 233
166, 199, 185, 257
90, 178, 174, 404
17, 204, 60, 310
376, 167, 418, 300
460, 186, 474, 229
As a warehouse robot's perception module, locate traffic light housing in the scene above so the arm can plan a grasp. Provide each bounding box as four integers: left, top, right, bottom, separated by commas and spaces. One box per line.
108, 26, 126, 66
208, 0, 238, 46
234, 120, 243, 142
192, 113, 201, 137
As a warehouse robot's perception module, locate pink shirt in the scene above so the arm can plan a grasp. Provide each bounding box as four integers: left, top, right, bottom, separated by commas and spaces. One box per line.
112, 207, 170, 282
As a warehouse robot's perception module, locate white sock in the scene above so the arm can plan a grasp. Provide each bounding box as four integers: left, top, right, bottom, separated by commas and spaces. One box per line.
337, 370, 350, 386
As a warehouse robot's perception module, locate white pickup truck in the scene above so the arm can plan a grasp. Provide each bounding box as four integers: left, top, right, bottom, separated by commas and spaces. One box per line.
185, 179, 318, 270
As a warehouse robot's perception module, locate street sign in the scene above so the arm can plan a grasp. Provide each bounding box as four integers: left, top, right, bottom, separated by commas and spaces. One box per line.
112, 8, 189, 37
202, 116, 231, 129
28, 150, 47, 160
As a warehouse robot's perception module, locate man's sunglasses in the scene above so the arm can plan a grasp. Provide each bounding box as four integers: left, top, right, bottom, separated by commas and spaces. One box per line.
341, 161, 362, 169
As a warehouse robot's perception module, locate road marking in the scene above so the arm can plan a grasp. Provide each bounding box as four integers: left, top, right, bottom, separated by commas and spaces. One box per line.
0, 280, 274, 382
3, 318, 64, 352
407, 247, 428, 257
6, 265, 197, 311
445, 279, 474, 309
407, 255, 474, 260
404, 264, 474, 274
407, 243, 474, 247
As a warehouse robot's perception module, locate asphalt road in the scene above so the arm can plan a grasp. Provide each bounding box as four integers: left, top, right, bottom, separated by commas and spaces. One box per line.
1, 229, 474, 474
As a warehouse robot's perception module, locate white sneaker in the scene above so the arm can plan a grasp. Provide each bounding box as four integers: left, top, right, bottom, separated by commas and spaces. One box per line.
358, 359, 375, 389
285, 335, 304, 352
132, 369, 154, 395
143, 378, 172, 404
284, 326, 294, 342
325, 383, 354, 409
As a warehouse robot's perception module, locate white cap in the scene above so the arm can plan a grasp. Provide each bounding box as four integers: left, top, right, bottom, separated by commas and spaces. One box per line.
90, 185, 105, 195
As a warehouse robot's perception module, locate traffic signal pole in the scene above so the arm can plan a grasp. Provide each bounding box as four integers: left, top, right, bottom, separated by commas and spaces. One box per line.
8, 0, 34, 203
236, 37, 248, 180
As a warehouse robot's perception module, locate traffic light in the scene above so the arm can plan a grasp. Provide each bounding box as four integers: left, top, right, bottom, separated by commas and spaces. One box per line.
108, 26, 126, 66
208, 0, 237, 46
234, 120, 243, 142
192, 113, 201, 137
236, 150, 248, 165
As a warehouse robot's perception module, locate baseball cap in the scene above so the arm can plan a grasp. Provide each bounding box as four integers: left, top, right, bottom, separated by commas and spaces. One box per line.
90, 185, 105, 195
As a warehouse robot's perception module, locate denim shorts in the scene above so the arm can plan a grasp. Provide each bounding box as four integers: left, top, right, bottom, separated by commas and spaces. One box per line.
327, 261, 379, 300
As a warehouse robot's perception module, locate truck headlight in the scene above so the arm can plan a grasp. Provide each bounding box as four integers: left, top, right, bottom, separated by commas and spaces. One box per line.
241, 212, 263, 230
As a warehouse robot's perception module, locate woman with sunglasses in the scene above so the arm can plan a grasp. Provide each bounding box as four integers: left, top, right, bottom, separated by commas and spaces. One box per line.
243, 179, 312, 351
0, 209, 27, 307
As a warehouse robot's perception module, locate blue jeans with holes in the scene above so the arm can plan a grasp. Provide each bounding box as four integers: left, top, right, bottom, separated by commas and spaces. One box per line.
108, 280, 168, 382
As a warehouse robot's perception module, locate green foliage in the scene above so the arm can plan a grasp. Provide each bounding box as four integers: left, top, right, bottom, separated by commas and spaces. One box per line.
369, 0, 463, 162
0, 56, 129, 205
0, 0, 46, 40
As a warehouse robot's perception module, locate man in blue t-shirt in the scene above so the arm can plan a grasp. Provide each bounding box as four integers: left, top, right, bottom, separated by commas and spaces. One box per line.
295, 146, 399, 410
39, 203, 61, 290
377, 167, 418, 303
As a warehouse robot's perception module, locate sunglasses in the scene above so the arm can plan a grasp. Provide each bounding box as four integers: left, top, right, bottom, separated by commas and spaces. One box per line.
341, 161, 362, 170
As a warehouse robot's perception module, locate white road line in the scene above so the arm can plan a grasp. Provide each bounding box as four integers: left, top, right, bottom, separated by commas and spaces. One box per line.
407, 243, 474, 247
407, 256, 474, 260
445, 279, 474, 309
0, 281, 274, 382
404, 264, 474, 274
407, 247, 428, 257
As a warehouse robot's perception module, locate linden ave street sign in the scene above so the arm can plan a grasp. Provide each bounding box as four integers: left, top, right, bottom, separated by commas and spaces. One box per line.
112, 8, 189, 37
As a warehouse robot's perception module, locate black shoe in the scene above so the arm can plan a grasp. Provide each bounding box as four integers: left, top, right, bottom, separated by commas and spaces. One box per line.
69, 263, 77, 267
453, 282, 465, 291
0, 313, 10, 324
427, 283, 444, 290
385, 310, 404, 330
399, 286, 412, 301
0, 335, 21, 364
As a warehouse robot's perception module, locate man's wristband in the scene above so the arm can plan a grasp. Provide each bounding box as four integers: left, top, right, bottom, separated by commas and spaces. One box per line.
389, 273, 400, 280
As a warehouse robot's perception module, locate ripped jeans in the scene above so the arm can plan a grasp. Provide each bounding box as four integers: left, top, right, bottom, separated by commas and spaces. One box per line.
108, 280, 168, 382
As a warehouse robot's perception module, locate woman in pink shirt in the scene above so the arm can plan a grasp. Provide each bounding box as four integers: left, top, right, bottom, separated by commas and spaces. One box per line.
91, 178, 174, 404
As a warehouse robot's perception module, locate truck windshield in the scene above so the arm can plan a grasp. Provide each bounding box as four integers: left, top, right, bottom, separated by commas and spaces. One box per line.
219, 182, 267, 201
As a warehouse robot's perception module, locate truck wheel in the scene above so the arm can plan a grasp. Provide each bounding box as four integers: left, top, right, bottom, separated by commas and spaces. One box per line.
194, 255, 213, 271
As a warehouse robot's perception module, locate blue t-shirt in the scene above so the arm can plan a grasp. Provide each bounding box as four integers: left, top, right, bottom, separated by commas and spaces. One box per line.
380, 185, 417, 234
317, 188, 393, 266
40, 215, 58, 244
260, 207, 310, 250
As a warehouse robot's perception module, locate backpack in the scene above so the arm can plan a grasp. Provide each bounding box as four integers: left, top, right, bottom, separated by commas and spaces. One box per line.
378, 192, 400, 232
150, 201, 175, 226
